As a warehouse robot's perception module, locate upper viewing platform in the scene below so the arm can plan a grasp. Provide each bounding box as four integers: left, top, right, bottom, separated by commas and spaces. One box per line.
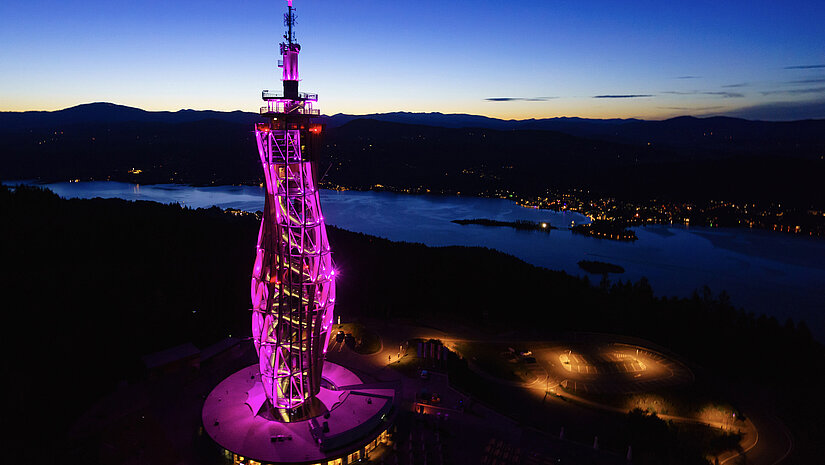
260, 101, 320, 116
262, 90, 318, 101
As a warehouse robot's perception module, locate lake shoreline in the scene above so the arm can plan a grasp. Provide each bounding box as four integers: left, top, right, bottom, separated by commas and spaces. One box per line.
4, 180, 823, 341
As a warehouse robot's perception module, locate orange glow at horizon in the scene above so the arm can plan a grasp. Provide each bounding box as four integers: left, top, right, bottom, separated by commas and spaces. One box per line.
0, 94, 770, 122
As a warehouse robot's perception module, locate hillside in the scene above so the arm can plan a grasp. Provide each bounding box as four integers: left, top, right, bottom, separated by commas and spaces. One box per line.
2, 103, 824, 204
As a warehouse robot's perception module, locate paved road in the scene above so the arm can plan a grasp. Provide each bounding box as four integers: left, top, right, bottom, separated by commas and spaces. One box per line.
720, 402, 793, 465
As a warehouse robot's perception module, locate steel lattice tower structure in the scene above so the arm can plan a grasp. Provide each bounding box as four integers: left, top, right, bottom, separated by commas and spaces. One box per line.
251, 0, 335, 414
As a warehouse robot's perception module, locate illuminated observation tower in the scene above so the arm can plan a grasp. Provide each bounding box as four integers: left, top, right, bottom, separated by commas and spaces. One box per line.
203, 3, 395, 463
251, 0, 335, 415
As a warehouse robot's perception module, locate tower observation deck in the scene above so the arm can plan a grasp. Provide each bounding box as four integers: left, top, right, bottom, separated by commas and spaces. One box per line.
252, 0, 335, 416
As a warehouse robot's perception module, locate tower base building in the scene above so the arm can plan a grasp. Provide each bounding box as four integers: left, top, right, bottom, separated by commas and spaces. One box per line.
203, 362, 394, 465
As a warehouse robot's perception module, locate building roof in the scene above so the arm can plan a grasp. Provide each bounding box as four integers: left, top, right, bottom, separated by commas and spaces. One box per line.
141, 343, 200, 370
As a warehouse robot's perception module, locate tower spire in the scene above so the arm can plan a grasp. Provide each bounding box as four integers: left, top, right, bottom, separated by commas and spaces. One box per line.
284, 0, 296, 46
279, 0, 301, 97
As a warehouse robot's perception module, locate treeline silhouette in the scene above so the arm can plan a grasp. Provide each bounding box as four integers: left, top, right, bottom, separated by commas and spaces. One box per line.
1, 185, 823, 461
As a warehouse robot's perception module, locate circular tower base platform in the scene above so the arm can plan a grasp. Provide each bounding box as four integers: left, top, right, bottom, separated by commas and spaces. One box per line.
202, 361, 394, 465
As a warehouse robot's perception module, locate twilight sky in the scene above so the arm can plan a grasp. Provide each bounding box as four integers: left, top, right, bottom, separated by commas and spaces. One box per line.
1, 0, 824, 120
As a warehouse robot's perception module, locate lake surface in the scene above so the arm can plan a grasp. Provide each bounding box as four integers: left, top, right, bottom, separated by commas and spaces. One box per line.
9, 181, 824, 339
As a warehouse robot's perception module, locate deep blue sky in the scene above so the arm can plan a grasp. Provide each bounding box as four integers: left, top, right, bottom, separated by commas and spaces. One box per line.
1, 0, 824, 120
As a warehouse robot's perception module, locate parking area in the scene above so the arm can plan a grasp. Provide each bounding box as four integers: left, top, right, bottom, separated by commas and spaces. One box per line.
540, 343, 693, 395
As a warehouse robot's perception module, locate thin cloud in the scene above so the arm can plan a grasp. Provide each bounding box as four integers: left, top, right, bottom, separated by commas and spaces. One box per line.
484, 97, 557, 102
676, 76, 701, 79
789, 77, 825, 85
659, 106, 725, 111
721, 83, 748, 88
663, 90, 744, 98
784, 64, 825, 70
592, 94, 653, 99
761, 86, 825, 96
703, 91, 745, 98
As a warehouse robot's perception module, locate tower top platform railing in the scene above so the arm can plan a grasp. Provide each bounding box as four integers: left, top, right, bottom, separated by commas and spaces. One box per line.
262, 90, 318, 101
260, 103, 320, 116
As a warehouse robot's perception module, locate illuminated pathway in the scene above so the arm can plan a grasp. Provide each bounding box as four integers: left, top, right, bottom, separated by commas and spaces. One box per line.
319, 320, 794, 464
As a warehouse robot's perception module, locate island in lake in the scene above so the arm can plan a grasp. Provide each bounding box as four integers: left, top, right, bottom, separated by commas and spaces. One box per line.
571, 220, 637, 241
578, 260, 625, 274
452, 218, 558, 232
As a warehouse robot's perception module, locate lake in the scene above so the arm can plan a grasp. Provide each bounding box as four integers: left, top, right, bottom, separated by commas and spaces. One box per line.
8, 181, 824, 339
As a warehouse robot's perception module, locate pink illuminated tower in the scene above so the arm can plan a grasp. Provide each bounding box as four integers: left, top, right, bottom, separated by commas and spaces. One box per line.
204, 4, 394, 459
251, 0, 335, 415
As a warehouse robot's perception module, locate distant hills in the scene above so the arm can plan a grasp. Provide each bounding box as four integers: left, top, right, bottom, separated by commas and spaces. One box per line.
5, 102, 825, 146
1, 103, 824, 204
0, 102, 261, 131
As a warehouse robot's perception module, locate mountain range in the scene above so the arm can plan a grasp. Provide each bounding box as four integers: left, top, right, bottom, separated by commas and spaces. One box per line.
4, 102, 825, 150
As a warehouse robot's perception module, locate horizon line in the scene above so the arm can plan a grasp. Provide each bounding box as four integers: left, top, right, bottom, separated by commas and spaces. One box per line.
4, 101, 822, 123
